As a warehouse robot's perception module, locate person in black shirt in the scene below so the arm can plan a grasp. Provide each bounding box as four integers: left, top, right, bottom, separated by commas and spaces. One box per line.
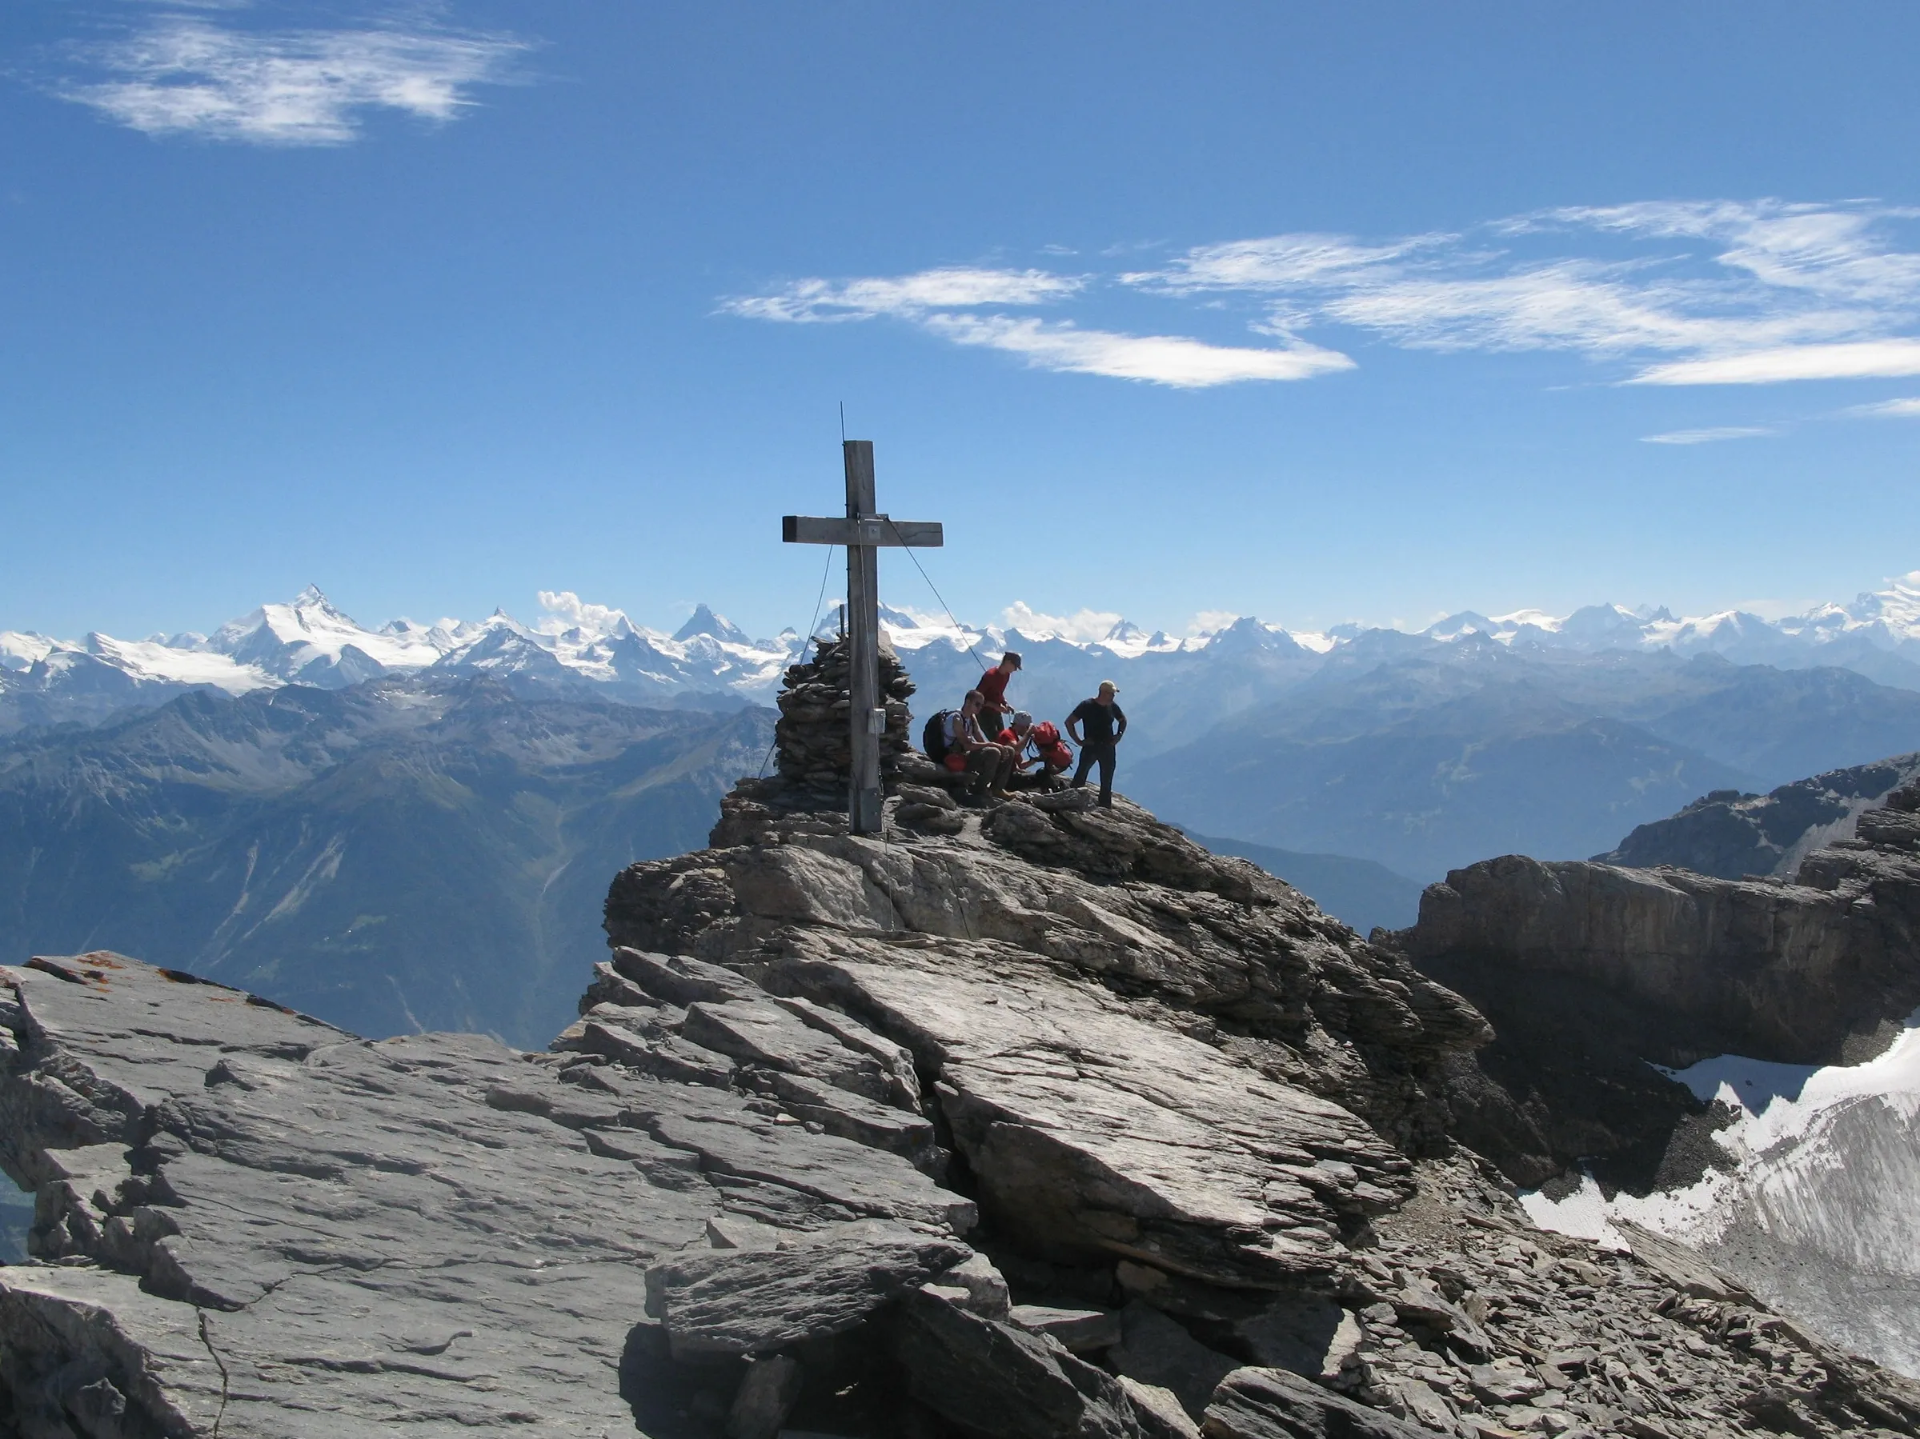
1065, 680, 1127, 807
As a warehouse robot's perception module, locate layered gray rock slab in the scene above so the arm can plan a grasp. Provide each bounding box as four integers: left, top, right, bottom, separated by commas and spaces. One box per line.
1012, 1303, 1124, 1352
750, 1066, 935, 1154
1123, 1376, 1205, 1439
891, 1286, 1145, 1439
643, 1222, 967, 1357
682, 998, 906, 1105
0, 953, 974, 1437
1113, 1301, 1240, 1421
603, 797, 1458, 1292
610, 791, 1488, 1156
771, 936, 1406, 1288
1203, 1366, 1441, 1439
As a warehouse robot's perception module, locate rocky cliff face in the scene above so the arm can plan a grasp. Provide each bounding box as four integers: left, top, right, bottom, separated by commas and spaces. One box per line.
1596, 753, 1920, 880
1398, 779, 1920, 1193
565, 765, 1919, 1438
1396, 778, 1920, 1380
6, 794, 1920, 1435
8, 657, 1920, 1438
607, 781, 1488, 1162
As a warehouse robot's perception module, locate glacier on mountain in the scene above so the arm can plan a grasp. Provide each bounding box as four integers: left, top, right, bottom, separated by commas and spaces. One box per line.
1523, 1017, 1920, 1376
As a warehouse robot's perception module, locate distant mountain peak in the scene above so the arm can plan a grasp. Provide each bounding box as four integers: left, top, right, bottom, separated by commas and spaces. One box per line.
1426, 611, 1495, 640
673, 604, 749, 645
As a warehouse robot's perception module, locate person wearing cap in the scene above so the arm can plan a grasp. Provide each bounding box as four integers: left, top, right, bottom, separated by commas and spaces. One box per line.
1065, 681, 1127, 807
997, 710, 1073, 788
976, 652, 1022, 734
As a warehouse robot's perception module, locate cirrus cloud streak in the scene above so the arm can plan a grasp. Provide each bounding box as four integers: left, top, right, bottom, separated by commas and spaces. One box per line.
724, 265, 1351, 387
1640, 426, 1776, 445
1135, 201, 1920, 383
1848, 397, 1920, 418
923, 314, 1352, 387
1629, 339, 1920, 386
59, 15, 527, 145
728, 199, 1920, 393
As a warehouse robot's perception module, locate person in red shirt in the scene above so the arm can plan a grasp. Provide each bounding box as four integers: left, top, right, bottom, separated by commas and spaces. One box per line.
997, 711, 1073, 788
976, 652, 1022, 734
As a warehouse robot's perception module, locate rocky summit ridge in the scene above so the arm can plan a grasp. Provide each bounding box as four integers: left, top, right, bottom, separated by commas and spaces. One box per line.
6, 655, 1920, 1437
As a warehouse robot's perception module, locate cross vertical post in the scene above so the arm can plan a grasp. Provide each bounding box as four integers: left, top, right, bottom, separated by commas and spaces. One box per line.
781, 441, 945, 835
843, 440, 883, 833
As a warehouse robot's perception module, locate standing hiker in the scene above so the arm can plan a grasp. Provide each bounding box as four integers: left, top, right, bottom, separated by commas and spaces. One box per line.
1065, 680, 1126, 808
976, 652, 1022, 735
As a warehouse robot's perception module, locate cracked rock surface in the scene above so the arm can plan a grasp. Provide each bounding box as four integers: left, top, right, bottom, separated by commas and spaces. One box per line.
0, 952, 975, 1437
7, 753, 1920, 1437
582, 774, 1920, 1438
604, 787, 1489, 1292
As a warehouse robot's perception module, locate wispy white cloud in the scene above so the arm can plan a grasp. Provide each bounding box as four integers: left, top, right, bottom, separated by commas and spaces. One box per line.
720, 267, 1082, 323
1539, 200, 1920, 304
725, 264, 1348, 386
1847, 396, 1920, 418
726, 199, 1920, 391
1630, 339, 1920, 386
923, 314, 1352, 387
60, 16, 526, 145
1130, 199, 1920, 386
1640, 426, 1776, 445
1128, 233, 1441, 292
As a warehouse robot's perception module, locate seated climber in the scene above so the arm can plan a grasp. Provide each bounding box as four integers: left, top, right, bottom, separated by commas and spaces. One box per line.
943, 689, 1017, 799
997, 711, 1073, 789
976, 651, 1022, 734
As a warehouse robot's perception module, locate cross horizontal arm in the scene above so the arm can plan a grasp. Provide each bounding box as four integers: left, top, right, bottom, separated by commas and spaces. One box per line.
782, 515, 944, 547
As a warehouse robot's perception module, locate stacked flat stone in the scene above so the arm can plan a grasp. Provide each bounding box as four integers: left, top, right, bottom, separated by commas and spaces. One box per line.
773, 635, 915, 805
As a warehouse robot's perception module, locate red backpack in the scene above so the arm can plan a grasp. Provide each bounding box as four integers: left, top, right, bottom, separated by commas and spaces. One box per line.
1030, 721, 1072, 766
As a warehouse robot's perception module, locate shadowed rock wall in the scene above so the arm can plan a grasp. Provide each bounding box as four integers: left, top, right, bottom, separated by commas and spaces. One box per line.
1398, 781, 1920, 1189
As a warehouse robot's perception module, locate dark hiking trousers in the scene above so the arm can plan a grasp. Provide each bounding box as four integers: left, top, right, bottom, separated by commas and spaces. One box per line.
1072, 742, 1116, 806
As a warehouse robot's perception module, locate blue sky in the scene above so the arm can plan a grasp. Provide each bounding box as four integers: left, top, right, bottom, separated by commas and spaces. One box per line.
5, 1, 1920, 642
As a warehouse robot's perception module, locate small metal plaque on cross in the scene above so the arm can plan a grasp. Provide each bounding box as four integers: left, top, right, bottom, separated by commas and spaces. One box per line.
783, 440, 944, 834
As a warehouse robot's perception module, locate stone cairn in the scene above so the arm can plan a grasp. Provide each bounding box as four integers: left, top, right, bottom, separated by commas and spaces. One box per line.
773, 633, 917, 806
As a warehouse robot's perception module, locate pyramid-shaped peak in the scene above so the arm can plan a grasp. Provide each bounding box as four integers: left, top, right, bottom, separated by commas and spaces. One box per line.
673, 604, 749, 644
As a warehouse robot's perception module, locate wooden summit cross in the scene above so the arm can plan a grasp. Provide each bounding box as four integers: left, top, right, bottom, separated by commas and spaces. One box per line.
783, 440, 944, 835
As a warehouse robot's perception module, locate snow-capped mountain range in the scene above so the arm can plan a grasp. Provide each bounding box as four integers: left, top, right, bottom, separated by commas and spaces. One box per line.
10, 572, 1920, 723
0, 587, 798, 716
